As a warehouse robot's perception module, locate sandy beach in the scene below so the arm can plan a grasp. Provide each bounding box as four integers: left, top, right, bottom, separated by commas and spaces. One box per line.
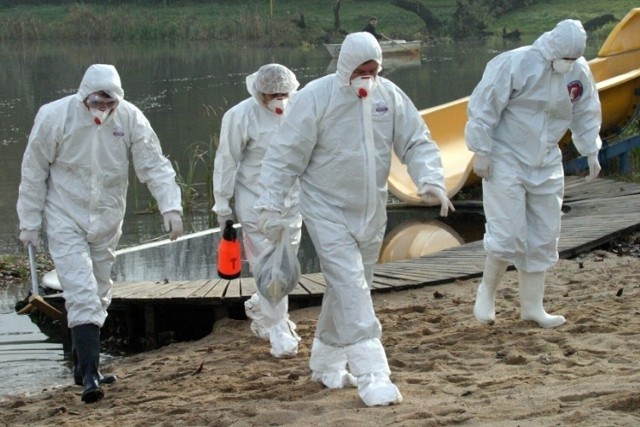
1, 244, 639, 426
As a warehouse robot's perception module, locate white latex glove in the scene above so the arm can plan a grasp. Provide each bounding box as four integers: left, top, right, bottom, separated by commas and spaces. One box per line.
19, 230, 40, 250
473, 154, 491, 179
217, 213, 234, 228
417, 184, 455, 217
585, 152, 601, 183
258, 210, 284, 242
162, 211, 183, 241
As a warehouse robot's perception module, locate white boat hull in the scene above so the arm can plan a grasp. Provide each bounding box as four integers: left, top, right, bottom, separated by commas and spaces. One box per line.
324, 39, 421, 57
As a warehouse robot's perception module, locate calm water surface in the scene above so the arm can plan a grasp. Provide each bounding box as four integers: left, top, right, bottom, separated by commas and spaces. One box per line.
0, 37, 536, 253
0, 37, 601, 399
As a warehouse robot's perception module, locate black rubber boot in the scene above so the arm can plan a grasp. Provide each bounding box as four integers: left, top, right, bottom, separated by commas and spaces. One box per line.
71, 324, 105, 403
73, 347, 117, 386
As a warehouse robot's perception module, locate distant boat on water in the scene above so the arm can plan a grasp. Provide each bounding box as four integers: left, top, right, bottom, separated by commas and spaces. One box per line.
324, 39, 421, 58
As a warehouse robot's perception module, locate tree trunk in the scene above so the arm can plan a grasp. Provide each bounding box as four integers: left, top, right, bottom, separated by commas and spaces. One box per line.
332, 0, 341, 33
389, 0, 442, 33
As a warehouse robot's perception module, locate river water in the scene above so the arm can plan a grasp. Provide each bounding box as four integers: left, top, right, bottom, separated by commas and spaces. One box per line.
0, 36, 602, 400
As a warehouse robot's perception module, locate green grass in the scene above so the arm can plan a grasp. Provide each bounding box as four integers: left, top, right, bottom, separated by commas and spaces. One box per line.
2, 0, 638, 193
491, 0, 638, 44
1, 1, 637, 45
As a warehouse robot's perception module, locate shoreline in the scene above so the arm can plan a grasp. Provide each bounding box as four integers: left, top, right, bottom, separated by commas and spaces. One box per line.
1, 244, 638, 425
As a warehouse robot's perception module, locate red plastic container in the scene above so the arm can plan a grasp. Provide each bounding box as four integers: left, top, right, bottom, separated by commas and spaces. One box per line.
217, 220, 241, 279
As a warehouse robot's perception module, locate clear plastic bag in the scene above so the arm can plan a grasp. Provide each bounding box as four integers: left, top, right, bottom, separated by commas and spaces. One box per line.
254, 224, 301, 307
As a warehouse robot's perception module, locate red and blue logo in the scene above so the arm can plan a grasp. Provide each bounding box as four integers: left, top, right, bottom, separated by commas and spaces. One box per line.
567, 80, 583, 103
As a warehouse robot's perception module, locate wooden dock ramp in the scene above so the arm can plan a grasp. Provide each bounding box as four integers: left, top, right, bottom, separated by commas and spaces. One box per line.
81, 176, 640, 344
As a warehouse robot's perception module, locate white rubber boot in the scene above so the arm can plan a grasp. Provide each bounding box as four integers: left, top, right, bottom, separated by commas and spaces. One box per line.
473, 256, 509, 324
519, 270, 566, 328
310, 338, 357, 389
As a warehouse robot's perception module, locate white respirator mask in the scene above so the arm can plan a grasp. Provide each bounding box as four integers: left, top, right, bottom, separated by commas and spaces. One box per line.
86, 92, 117, 125
267, 97, 288, 115
552, 59, 574, 74
351, 76, 376, 98
90, 108, 110, 125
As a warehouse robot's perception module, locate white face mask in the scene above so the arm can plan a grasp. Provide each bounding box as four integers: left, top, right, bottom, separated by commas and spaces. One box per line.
552, 59, 574, 74
90, 108, 110, 125
351, 76, 375, 98
267, 97, 287, 115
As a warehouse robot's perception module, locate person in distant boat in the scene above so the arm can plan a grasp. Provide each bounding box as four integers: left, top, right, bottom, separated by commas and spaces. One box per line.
212, 63, 303, 359
363, 16, 382, 40
17, 64, 183, 404
255, 31, 453, 407
465, 19, 602, 329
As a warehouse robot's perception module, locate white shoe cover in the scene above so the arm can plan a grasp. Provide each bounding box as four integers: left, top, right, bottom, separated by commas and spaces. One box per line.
270, 319, 301, 358
357, 372, 403, 406
244, 293, 270, 340
309, 338, 357, 389
311, 370, 357, 389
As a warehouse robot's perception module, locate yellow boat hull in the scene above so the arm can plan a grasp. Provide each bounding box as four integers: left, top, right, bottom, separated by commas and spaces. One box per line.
389, 8, 640, 206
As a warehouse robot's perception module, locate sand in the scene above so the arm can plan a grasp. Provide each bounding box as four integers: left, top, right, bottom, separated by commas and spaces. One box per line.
1, 247, 639, 426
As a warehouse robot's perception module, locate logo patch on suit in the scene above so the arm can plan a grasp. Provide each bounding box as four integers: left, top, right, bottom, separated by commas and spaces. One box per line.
375, 101, 389, 113
567, 80, 583, 103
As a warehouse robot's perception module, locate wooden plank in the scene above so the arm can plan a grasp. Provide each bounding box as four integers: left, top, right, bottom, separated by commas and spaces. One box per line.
374, 268, 450, 282
224, 279, 242, 299
298, 276, 327, 295
369, 280, 397, 290
128, 281, 188, 299
188, 279, 219, 298
205, 280, 230, 298
104, 177, 640, 319
113, 280, 177, 299
112, 281, 160, 298
304, 273, 327, 287
372, 275, 420, 287
240, 277, 258, 296
289, 282, 312, 296
159, 280, 213, 299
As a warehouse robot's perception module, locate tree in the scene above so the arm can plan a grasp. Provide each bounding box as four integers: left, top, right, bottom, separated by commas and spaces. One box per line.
389, 0, 442, 36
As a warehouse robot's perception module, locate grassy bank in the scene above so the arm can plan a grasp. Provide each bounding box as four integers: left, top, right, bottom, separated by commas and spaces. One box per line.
0, 1, 637, 46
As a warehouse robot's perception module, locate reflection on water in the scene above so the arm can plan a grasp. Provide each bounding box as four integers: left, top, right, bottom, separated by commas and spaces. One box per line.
0, 284, 66, 400
0, 38, 536, 255
0, 38, 602, 254
326, 54, 422, 75
112, 207, 485, 282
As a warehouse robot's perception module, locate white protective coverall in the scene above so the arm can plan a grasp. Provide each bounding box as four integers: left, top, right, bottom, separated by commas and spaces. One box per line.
212, 64, 303, 358
465, 20, 602, 327
17, 64, 183, 328
466, 19, 601, 271
255, 32, 449, 406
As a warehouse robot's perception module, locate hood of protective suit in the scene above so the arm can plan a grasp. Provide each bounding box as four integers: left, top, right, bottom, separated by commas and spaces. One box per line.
532, 19, 586, 61
335, 32, 382, 86
77, 64, 125, 103
246, 63, 300, 104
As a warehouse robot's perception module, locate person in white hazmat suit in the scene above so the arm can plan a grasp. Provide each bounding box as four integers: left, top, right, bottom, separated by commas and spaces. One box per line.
255, 32, 454, 407
212, 64, 303, 358
17, 64, 184, 403
465, 19, 602, 329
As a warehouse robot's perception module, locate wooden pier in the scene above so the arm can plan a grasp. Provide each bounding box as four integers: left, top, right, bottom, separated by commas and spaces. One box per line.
45, 176, 640, 344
